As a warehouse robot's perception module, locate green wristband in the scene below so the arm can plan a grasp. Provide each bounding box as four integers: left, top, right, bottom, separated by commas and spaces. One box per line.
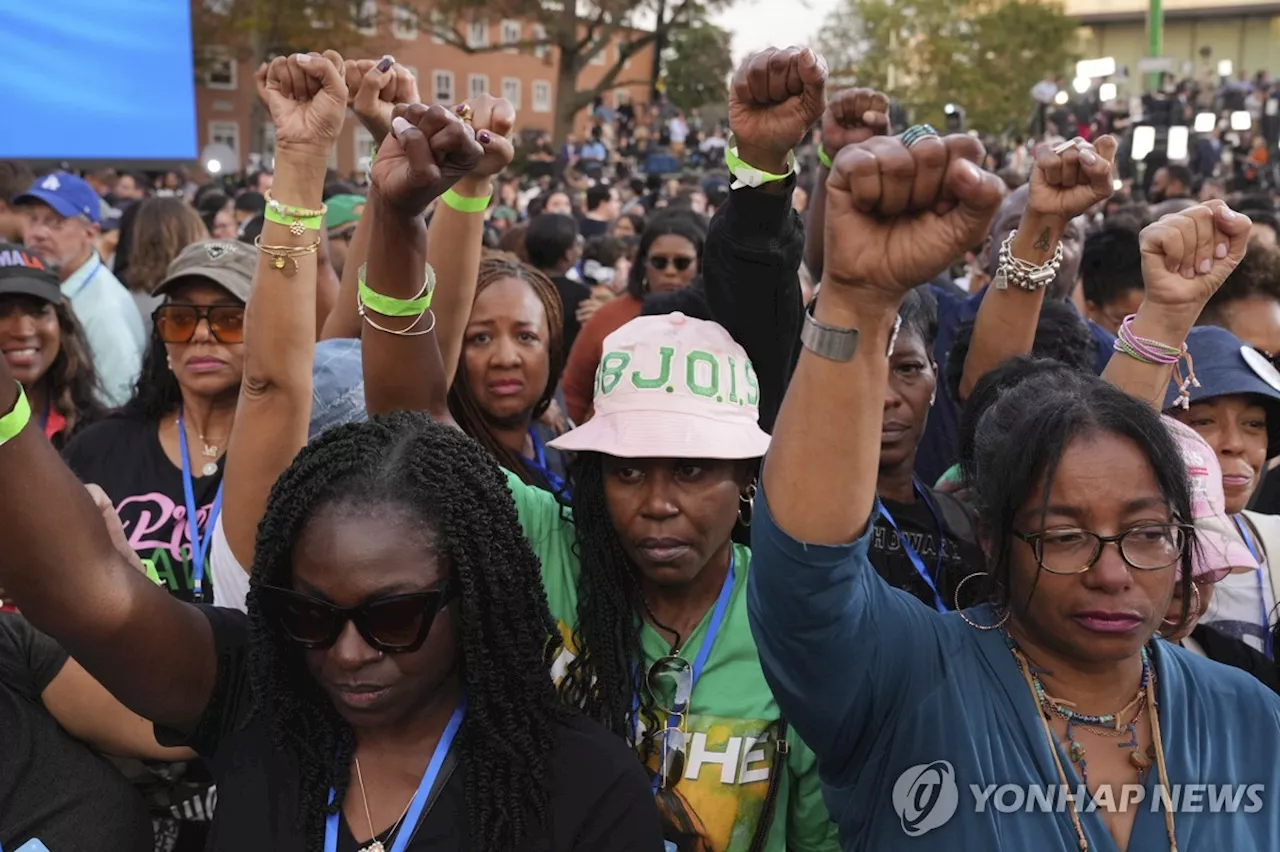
141, 558, 164, 586
442, 188, 493, 214
357, 264, 436, 317
264, 206, 323, 232
724, 133, 795, 190
0, 382, 31, 446
818, 146, 833, 169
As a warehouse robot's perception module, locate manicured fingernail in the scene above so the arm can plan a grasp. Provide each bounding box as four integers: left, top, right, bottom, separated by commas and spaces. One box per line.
1224, 209, 1239, 221
392, 116, 412, 137
478, 130, 492, 145
1079, 149, 1098, 166
1199, 258, 1212, 274
295, 53, 312, 64
1182, 266, 1195, 279
958, 160, 980, 183
1215, 243, 1228, 258
377, 55, 394, 73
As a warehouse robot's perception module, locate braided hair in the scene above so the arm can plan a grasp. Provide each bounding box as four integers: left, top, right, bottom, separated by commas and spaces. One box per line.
246, 412, 567, 850
447, 254, 565, 489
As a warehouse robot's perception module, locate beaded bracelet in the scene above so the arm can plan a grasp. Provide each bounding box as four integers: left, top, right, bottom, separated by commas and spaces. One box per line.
441, 188, 492, 214
264, 190, 327, 236
1114, 314, 1200, 409
0, 382, 31, 448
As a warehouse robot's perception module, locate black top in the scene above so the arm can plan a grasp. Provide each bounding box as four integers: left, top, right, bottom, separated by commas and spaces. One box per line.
0, 613, 153, 852
870, 486, 986, 610
577, 217, 611, 240
1191, 623, 1280, 695
550, 275, 592, 353
158, 607, 664, 852
63, 413, 224, 604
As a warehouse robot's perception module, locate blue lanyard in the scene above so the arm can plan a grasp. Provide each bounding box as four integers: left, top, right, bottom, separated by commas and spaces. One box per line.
880, 484, 948, 613
526, 428, 569, 498
66, 257, 103, 301
639, 552, 736, 793
324, 700, 466, 852
1233, 515, 1274, 660
177, 410, 223, 600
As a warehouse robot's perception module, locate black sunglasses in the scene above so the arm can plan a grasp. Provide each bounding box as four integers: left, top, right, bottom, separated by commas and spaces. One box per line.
648, 255, 694, 272
255, 581, 456, 653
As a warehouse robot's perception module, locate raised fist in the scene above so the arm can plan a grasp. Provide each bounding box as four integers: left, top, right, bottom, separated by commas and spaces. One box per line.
821, 87, 891, 162
372, 103, 486, 216
344, 56, 419, 146
824, 132, 1005, 299
1027, 135, 1118, 220
1139, 201, 1251, 325
728, 47, 827, 172
256, 51, 348, 154
452, 95, 517, 180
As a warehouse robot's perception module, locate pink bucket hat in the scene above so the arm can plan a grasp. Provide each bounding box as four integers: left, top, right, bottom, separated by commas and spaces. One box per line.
1164, 416, 1258, 584
548, 313, 772, 459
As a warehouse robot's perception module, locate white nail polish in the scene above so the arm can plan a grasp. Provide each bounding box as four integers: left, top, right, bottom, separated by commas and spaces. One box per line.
392, 116, 412, 137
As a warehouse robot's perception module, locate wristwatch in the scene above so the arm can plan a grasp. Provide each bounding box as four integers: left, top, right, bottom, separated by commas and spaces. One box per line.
801, 302, 861, 362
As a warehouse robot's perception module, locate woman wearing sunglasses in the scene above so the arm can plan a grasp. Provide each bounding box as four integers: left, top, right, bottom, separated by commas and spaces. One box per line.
64, 238, 251, 605
560, 213, 704, 423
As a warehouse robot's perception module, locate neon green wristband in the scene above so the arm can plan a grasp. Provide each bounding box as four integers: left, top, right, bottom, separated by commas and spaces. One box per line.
264, 206, 323, 233
441, 188, 493, 214
141, 558, 163, 586
357, 264, 436, 317
0, 382, 31, 446
818, 146, 833, 169
724, 133, 795, 189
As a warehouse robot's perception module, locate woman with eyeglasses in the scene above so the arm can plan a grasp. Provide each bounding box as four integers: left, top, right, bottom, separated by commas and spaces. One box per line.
748, 128, 1280, 850
363, 47, 840, 852
560, 212, 704, 423
0, 54, 661, 852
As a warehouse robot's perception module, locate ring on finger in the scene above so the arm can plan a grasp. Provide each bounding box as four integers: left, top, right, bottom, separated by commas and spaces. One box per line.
1052, 139, 1080, 155
901, 124, 940, 149
456, 103, 474, 125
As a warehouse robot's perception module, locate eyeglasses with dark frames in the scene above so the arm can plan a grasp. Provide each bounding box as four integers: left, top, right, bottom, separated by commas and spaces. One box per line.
1014, 523, 1191, 575
153, 304, 246, 345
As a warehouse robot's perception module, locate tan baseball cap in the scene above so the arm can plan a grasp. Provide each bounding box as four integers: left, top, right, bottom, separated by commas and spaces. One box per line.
153, 240, 255, 302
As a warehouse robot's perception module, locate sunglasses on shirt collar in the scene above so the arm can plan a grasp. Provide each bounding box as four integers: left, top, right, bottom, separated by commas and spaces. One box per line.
255, 581, 457, 654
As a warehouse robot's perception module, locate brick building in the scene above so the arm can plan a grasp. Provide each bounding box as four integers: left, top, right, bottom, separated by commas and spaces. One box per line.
195, 3, 655, 177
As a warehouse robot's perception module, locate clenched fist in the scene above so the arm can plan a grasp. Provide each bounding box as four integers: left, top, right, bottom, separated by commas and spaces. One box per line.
372, 103, 486, 216
345, 56, 420, 145
1028, 135, 1119, 220
821, 87, 891, 163
453, 96, 517, 180
824, 132, 1005, 299
729, 47, 828, 173
1140, 202, 1251, 325
256, 51, 348, 155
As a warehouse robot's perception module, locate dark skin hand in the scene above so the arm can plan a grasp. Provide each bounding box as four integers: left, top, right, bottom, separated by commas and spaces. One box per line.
727, 47, 827, 193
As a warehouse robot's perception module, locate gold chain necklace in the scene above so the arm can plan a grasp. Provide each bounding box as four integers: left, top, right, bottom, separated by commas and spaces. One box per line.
352, 756, 414, 852
1012, 648, 1178, 852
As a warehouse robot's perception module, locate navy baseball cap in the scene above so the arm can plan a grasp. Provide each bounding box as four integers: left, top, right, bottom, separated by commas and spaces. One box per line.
1163, 325, 1280, 457
12, 172, 101, 224
0, 242, 62, 304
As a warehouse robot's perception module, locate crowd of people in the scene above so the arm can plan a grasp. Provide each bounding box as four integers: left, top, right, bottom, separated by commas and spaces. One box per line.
3, 40, 1280, 852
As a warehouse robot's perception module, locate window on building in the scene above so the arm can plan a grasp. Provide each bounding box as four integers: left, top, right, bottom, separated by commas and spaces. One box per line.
355, 126, 377, 173
434, 70, 455, 104
392, 5, 417, 39
532, 23, 548, 59
466, 20, 488, 48
502, 77, 521, 109
205, 48, 236, 90
532, 80, 552, 113
590, 42, 606, 66
500, 19, 521, 49
354, 0, 377, 35
469, 74, 490, 99
209, 121, 240, 164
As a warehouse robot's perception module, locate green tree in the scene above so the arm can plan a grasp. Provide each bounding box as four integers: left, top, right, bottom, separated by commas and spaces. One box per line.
662, 16, 733, 113
816, 0, 1078, 135
421, 0, 735, 142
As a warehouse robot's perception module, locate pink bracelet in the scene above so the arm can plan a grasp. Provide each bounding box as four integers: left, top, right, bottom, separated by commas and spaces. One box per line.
1114, 315, 1199, 409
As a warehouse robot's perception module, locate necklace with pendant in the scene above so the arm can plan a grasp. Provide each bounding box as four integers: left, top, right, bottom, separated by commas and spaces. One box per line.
354, 756, 413, 852
181, 416, 223, 476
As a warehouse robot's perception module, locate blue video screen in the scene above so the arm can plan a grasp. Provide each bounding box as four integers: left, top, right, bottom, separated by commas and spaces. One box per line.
0, 1, 198, 161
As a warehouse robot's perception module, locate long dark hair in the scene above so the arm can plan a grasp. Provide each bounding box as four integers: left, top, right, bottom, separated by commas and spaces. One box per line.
626, 213, 706, 300
968, 366, 1196, 627
119, 328, 183, 421
246, 412, 567, 850
447, 254, 565, 489
45, 299, 105, 443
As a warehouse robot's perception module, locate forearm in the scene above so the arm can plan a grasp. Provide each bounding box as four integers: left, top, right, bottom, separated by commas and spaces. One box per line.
223, 146, 326, 567
315, 249, 340, 338
361, 190, 449, 419
1102, 305, 1189, 411
960, 211, 1063, 400
427, 175, 489, 383
762, 288, 901, 543
803, 165, 829, 282
320, 204, 374, 340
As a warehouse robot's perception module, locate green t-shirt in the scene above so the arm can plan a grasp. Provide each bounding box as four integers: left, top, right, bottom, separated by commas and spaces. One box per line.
505, 470, 838, 852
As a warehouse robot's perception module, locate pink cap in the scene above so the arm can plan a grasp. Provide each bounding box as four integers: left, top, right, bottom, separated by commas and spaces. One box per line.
548, 313, 772, 459
1163, 416, 1258, 583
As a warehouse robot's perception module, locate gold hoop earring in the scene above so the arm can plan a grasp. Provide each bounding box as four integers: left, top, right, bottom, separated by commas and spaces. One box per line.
1161, 583, 1201, 629
952, 571, 1010, 631
738, 482, 757, 527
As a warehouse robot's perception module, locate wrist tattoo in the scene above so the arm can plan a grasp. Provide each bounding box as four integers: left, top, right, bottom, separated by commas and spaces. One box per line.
1033, 228, 1052, 252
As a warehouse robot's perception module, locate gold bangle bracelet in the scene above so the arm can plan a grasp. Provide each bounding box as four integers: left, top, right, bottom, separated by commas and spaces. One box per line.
254, 236, 320, 278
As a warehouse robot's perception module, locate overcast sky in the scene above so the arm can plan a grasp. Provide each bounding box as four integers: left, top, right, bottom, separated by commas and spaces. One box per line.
714, 0, 842, 65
